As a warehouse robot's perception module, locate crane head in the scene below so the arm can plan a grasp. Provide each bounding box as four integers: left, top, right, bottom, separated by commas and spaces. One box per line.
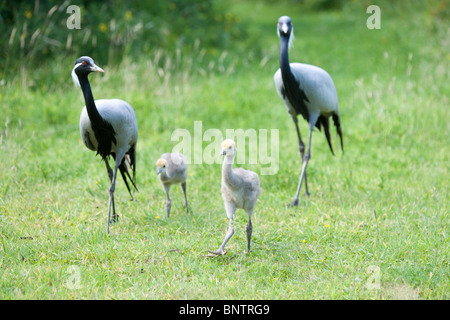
221, 139, 237, 157
277, 16, 295, 48
71, 56, 104, 87
156, 158, 168, 175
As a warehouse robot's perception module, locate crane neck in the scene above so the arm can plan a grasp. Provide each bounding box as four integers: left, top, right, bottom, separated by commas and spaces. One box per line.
222, 154, 240, 188
160, 168, 172, 181
279, 35, 298, 86
77, 74, 104, 126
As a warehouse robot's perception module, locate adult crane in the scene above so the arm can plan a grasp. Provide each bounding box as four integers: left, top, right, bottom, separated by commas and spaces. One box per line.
72, 56, 138, 234
273, 16, 343, 207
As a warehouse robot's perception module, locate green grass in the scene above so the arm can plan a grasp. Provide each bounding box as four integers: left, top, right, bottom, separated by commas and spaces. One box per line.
0, 1, 449, 299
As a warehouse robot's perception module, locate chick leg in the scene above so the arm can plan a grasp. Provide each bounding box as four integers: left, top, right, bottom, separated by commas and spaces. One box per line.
207, 201, 236, 256
245, 213, 253, 254
181, 182, 188, 213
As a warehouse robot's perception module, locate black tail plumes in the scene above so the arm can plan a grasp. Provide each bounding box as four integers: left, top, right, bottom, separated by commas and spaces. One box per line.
112, 152, 138, 199
315, 113, 343, 156
316, 115, 334, 155
322, 116, 334, 156
332, 113, 344, 153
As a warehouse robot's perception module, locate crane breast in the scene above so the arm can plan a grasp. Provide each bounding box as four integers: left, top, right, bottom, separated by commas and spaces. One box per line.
274, 63, 339, 117
160, 153, 188, 184
79, 99, 138, 153
221, 167, 261, 209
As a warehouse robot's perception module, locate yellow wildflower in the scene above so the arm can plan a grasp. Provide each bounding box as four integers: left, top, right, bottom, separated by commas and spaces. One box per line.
99, 23, 108, 33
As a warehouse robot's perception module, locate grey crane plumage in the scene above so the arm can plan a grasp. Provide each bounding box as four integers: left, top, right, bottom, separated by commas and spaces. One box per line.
156, 152, 188, 217
207, 140, 262, 256
72, 56, 138, 234
273, 16, 343, 207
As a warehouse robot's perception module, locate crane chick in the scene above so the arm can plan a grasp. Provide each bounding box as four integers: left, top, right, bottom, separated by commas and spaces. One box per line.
156, 153, 188, 217
207, 139, 262, 256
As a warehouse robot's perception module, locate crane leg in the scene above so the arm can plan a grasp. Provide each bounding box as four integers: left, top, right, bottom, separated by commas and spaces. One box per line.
207, 201, 236, 256
105, 159, 119, 224
105, 159, 114, 182
181, 182, 188, 213
245, 214, 253, 254
165, 192, 171, 218
291, 126, 313, 207
106, 164, 119, 235
293, 119, 310, 197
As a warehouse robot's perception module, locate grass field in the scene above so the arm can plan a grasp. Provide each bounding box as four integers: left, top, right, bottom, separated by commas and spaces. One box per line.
0, 1, 448, 299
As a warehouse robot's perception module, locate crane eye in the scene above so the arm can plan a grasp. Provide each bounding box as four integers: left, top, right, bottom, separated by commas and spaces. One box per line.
81, 61, 87, 65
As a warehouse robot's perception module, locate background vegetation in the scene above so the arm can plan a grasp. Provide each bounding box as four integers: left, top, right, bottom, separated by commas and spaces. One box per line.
0, 0, 448, 299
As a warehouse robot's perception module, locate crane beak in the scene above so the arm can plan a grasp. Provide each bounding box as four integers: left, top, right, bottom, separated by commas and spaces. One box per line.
91, 64, 104, 73
281, 23, 289, 35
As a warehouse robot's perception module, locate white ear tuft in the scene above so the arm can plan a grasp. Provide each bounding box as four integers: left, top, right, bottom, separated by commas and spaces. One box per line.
288, 26, 295, 49
71, 63, 82, 87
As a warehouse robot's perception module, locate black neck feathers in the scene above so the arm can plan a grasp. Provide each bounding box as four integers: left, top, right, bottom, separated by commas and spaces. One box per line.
78, 74, 116, 160
279, 35, 310, 122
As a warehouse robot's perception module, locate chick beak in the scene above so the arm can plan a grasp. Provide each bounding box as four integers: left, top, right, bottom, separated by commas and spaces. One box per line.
221, 150, 226, 156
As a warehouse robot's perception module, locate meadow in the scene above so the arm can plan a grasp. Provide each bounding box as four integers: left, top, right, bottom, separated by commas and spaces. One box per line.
0, 1, 448, 299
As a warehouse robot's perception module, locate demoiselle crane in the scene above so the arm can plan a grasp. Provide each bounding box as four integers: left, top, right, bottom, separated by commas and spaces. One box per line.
273, 16, 343, 207
72, 56, 138, 234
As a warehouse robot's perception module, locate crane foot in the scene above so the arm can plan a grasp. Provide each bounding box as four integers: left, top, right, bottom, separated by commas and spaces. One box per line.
287, 199, 299, 207
206, 249, 228, 257
110, 214, 119, 223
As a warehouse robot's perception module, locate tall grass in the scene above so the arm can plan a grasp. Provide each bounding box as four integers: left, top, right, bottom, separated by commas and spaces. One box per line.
0, 1, 449, 299
0, 0, 244, 81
